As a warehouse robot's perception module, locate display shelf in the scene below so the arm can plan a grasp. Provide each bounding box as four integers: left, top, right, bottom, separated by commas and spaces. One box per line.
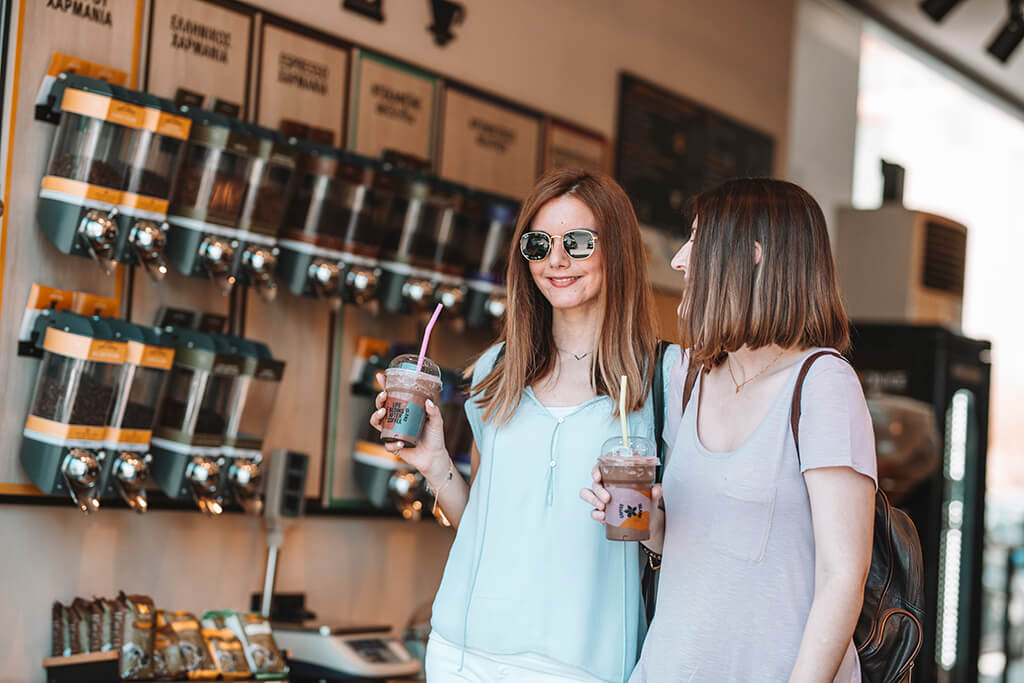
43, 650, 290, 682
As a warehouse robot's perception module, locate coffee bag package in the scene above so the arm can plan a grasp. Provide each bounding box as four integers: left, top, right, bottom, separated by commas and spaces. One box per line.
200, 615, 251, 680
67, 599, 90, 654
88, 600, 103, 653
104, 598, 124, 649
164, 611, 217, 680
117, 592, 155, 680
96, 598, 114, 651
51, 602, 69, 657
204, 611, 287, 674
152, 611, 186, 680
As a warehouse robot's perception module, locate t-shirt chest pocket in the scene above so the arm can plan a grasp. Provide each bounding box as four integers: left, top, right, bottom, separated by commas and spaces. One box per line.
709, 480, 777, 564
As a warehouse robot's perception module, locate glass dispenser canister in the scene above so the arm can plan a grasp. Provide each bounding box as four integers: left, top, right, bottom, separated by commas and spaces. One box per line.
20, 311, 127, 513
103, 320, 175, 513
425, 180, 472, 319
375, 166, 443, 314
114, 89, 191, 279
150, 327, 244, 515
221, 336, 285, 514
465, 193, 518, 330
164, 108, 259, 294
234, 126, 299, 301
38, 74, 146, 273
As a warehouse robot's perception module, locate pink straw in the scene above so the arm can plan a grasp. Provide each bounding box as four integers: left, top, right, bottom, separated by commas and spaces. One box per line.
416, 303, 444, 372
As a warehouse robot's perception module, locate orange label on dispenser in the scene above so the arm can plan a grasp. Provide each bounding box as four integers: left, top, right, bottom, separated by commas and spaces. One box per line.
105, 427, 152, 445
143, 108, 191, 140
126, 341, 174, 370
71, 292, 118, 318
42, 328, 127, 363
25, 415, 106, 442
41, 176, 125, 206
60, 88, 144, 128
121, 192, 169, 214
45, 54, 128, 86
26, 283, 73, 312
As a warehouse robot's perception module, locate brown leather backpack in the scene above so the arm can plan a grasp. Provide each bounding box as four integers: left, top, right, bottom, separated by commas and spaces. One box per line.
662, 350, 925, 682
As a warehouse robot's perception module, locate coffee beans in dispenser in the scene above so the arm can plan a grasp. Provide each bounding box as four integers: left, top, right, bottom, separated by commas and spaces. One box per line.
234, 125, 299, 302
278, 142, 381, 307
150, 327, 244, 515
219, 336, 285, 514
20, 310, 127, 513
102, 320, 175, 513
37, 74, 146, 273
375, 166, 443, 314
465, 193, 518, 330
425, 180, 473, 319
164, 108, 259, 294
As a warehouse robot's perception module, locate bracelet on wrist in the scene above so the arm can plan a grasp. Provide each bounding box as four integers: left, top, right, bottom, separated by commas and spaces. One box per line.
640, 543, 662, 571
431, 460, 456, 516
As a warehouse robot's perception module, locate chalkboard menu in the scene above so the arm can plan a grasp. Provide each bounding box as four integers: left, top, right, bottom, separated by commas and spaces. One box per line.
615, 72, 774, 236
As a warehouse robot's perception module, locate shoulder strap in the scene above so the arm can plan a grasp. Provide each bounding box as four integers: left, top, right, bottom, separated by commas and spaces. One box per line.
652, 340, 668, 482
790, 350, 847, 462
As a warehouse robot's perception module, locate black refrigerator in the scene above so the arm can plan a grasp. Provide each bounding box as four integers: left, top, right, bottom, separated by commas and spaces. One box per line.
848, 323, 992, 683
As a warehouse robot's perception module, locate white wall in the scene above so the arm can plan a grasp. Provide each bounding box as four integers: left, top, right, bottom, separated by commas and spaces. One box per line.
0, 1, 798, 681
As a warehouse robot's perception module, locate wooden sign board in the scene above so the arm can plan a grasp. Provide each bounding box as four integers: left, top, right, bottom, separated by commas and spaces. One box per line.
146, 0, 252, 115
349, 51, 436, 163
0, 0, 144, 488
257, 23, 348, 146
439, 88, 541, 199
544, 121, 608, 174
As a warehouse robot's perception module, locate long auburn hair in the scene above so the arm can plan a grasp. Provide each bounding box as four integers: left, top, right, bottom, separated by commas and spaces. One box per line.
471, 168, 658, 423
679, 178, 850, 370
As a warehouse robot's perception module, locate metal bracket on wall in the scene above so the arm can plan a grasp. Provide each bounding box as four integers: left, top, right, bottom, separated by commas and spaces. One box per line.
343, 0, 384, 22
428, 0, 464, 46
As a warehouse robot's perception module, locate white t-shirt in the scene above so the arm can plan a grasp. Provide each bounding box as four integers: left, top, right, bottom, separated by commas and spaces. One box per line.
631, 349, 878, 682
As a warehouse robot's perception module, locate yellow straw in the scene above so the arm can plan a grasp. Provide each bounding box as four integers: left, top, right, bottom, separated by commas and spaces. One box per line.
619, 375, 629, 448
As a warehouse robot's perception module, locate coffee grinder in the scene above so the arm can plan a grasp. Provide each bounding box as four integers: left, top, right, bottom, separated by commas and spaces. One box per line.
151, 327, 244, 515
37, 74, 145, 273
20, 310, 127, 513
221, 335, 285, 514
102, 319, 175, 513
234, 125, 299, 301
464, 193, 517, 330
164, 108, 259, 294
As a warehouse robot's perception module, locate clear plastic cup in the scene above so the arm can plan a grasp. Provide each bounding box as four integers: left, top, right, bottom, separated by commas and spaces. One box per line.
380, 354, 443, 447
598, 436, 658, 541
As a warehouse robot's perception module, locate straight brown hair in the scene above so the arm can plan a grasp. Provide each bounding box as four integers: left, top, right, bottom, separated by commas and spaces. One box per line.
679, 178, 850, 370
471, 168, 658, 423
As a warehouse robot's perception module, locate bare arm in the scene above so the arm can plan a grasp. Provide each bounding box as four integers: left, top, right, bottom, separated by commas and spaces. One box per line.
789, 467, 875, 682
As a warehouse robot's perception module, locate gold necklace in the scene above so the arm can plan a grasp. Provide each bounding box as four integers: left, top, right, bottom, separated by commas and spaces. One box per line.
726, 349, 786, 394
558, 348, 593, 361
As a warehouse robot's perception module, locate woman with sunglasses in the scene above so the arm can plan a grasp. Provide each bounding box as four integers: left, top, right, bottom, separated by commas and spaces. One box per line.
584, 178, 876, 681
370, 167, 672, 682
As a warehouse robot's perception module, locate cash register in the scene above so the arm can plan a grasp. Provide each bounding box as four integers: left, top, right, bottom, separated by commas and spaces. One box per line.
273, 622, 420, 680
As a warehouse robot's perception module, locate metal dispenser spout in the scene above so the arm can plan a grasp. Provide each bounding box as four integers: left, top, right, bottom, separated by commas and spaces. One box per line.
243, 246, 280, 302
112, 451, 151, 513
129, 221, 169, 281
198, 236, 237, 295
388, 470, 426, 521
61, 448, 103, 514
186, 456, 224, 516
77, 210, 119, 275
346, 266, 380, 306
308, 260, 343, 309
229, 456, 264, 515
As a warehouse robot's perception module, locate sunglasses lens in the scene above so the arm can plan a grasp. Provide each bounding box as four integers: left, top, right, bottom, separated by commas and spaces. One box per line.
521, 233, 551, 261
564, 230, 595, 259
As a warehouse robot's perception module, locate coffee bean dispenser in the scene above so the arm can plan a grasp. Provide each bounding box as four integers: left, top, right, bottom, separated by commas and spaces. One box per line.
150, 327, 243, 515
426, 180, 472, 318
278, 142, 380, 307
220, 336, 285, 514
102, 320, 175, 513
38, 74, 145, 273
465, 193, 518, 330
113, 90, 191, 279
20, 310, 127, 513
165, 109, 259, 294
234, 126, 299, 302
376, 167, 443, 315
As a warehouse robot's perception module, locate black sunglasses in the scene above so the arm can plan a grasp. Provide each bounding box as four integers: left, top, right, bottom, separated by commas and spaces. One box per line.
519, 229, 599, 262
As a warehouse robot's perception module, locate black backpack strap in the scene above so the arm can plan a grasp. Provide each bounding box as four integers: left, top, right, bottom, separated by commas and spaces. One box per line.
652, 340, 668, 483
790, 350, 847, 463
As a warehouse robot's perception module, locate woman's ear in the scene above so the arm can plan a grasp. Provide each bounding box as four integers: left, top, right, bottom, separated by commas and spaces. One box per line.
754, 241, 763, 266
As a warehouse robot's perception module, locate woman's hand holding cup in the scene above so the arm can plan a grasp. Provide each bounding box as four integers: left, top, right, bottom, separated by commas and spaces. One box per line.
369, 372, 452, 485
580, 465, 665, 554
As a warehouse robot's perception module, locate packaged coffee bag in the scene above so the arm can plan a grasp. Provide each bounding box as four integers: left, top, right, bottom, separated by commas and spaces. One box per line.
117, 592, 155, 680
104, 598, 124, 649
68, 599, 90, 654
203, 611, 287, 674
152, 611, 185, 680
200, 614, 251, 680
51, 602, 69, 657
164, 611, 217, 680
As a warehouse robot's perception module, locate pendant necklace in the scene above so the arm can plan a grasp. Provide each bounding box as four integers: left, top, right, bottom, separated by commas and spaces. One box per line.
726, 348, 786, 394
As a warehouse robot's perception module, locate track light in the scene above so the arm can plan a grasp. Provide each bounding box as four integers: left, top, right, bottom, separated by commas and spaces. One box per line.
920, 0, 965, 23
987, 0, 1024, 63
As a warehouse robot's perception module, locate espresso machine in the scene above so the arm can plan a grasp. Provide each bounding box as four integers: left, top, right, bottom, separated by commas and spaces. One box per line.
277, 142, 380, 307
20, 310, 126, 512
464, 192, 517, 330
220, 335, 285, 514
234, 125, 299, 301
164, 108, 259, 294
102, 319, 175, 513
150, 327, 243, 515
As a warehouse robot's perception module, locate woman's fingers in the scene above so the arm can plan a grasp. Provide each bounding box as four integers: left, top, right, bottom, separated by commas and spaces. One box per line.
591, 509, 606, 523
369, 407, 384, 432
579, 487, 606, 510
375, 372, 386, 391
591, 465, 602, 483
652, 483, 663, 503
375, 391, 387, 410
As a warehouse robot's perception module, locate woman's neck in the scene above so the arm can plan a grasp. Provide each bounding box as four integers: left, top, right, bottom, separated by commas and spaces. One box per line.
727, 344, 804, 382
551, 301, 602, 356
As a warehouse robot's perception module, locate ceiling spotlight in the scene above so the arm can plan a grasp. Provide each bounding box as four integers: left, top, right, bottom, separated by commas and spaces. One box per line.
920, 0, 965, 22
987, 0, 1024, 63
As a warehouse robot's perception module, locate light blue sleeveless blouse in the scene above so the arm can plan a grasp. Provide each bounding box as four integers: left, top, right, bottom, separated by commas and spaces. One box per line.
430, 343, 682, 683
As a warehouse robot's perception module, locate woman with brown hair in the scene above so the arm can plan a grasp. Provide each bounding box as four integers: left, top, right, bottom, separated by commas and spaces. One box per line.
583, 178, 877, 681
369, 167, 675, 682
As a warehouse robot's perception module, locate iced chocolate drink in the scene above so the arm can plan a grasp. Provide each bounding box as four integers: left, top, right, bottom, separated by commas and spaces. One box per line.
380, 354, 443, 447
598, 436, 658, 541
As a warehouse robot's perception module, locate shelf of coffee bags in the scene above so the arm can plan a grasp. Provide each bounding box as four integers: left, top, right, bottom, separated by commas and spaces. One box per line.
42, 650, 290, 682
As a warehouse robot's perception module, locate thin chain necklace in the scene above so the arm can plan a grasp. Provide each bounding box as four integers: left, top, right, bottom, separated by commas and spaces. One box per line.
558, 348, 593, 361
726, 348, 786, 394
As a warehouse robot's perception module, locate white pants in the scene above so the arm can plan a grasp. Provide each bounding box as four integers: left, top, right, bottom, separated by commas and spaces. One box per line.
425, 632, 609, 682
